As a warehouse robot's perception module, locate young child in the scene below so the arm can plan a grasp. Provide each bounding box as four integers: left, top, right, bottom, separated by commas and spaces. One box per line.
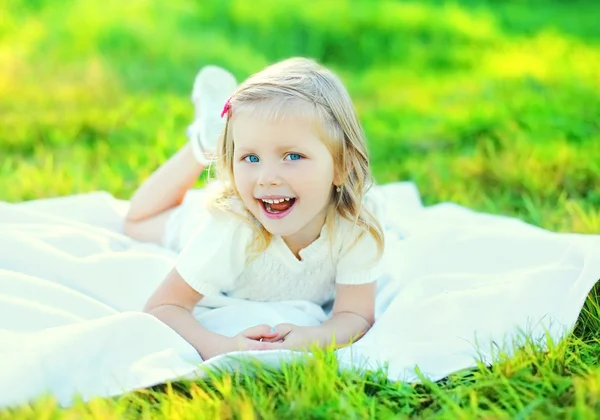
124, 58, 386, 360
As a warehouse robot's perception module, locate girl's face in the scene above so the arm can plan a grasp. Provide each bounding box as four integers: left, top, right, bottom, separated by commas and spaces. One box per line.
232, 111, 337, 252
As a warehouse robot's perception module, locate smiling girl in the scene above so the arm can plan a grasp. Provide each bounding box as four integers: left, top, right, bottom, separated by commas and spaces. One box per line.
124, 58, 385, 360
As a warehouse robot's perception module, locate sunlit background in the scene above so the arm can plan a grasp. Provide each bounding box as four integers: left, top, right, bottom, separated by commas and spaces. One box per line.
2, 0, 599, 232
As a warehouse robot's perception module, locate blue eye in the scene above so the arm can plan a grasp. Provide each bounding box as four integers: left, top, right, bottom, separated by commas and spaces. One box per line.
285, 153, 302, 161
243, 155, 259, 163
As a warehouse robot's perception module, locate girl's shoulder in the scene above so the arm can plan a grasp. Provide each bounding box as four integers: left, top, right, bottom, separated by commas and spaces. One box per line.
362, 185, 386, 224
331, 185, 387, 285
332, 184, 386, 245
181, 182, 256, 252
205, 197, 256, 240
335, 185, 386, 229
175, 195, 255, 295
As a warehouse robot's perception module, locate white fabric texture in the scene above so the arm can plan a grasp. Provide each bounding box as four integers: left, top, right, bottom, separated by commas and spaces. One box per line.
173, 186, 385, 305
0, 182, 599, 409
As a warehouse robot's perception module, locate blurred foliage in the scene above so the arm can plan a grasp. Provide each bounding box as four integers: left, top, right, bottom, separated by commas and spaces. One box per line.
1, 0, 599, 235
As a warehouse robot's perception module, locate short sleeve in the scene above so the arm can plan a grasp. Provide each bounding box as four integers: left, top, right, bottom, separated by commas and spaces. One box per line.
335, 187, 387, 285
175, 210, 253, 296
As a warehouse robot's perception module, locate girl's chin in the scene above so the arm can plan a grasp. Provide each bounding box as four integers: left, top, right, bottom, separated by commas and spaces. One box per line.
256, 213, 298, 236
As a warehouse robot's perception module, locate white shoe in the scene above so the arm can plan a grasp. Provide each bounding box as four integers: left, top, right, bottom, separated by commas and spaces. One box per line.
186, 66, 237, 166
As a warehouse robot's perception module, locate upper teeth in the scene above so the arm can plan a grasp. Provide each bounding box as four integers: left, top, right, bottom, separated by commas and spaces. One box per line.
262, 198, 291, 204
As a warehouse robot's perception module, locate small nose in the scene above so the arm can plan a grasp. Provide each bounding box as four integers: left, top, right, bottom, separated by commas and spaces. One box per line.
257, 162, 281, 186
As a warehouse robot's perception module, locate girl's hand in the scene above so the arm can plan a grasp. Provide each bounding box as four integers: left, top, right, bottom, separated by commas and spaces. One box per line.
265, 323, 324, 350
235, 324, 279, 345
201, 324, 279, 360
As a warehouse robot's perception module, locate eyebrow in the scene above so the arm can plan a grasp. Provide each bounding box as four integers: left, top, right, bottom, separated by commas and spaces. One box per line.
235, 144, 304, 154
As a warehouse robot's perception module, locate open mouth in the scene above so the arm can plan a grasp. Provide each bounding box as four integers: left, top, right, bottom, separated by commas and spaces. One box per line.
258, 197, 297, 219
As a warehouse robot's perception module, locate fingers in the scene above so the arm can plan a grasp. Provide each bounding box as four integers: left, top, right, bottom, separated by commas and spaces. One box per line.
241, 339, 285, 351
260, 329, 288, 343
261, 338, 285, 343
271, 323, 294, 339
255, 341, 285, 350
260, 323, 294, 343
240, 324, 279, 340
259, 336, 281, 343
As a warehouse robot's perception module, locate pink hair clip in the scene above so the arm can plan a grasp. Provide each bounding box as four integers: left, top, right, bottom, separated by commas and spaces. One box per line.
220, 96, 232, 118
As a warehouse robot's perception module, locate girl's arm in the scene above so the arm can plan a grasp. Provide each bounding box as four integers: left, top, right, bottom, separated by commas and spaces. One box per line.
144, 268, 225, 360
317, 282, 376, 345
144, 268, 277, 359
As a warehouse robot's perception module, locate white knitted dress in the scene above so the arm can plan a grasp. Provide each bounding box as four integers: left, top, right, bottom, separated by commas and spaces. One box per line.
164, 185, 385, 306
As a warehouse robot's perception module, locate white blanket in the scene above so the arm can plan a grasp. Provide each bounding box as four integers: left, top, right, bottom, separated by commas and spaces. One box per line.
1, 182, 599, 408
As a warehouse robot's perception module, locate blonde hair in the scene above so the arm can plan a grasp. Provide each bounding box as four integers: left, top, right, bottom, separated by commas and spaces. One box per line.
208, 57, 384, 261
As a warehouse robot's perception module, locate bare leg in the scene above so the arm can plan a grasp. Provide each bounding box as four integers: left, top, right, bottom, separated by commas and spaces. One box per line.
124, 143, 205, 244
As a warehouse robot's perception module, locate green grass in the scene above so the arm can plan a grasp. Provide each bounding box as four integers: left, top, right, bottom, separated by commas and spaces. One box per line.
1, 0, 600, 417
